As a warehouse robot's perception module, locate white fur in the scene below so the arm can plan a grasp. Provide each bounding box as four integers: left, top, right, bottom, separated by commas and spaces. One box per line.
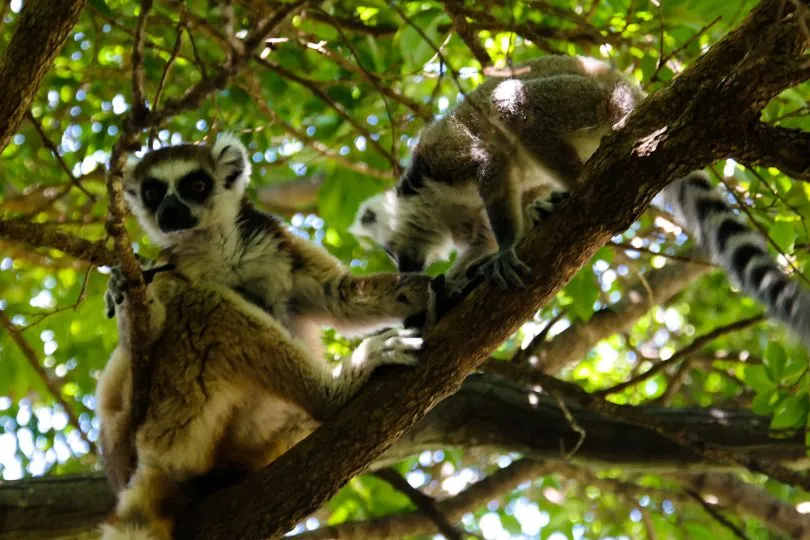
100, 522, 163, 540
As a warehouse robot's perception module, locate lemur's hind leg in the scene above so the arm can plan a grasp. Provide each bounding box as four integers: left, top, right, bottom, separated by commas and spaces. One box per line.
471, 162, 532, 289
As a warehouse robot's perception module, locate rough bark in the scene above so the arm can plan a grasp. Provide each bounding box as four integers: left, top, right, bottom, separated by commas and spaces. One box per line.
1, 375, 806, 539
0, 0, 88, 152
293, 459, 550, 540
170, 2, 810, 538
682, 472, 810, 539
0, 219, 116, 267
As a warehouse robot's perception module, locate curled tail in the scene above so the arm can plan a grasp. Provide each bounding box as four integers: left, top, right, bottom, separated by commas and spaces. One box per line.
100, 465, 179, 540
661, 171, 810, 349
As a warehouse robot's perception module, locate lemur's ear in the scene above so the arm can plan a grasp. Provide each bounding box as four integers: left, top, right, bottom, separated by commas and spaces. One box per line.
211, 132, 251, 189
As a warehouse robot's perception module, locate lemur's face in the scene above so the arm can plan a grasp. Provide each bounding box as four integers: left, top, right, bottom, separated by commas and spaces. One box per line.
123, 133, 250, 247
349, 191, 422, 269
350, 193, 394, 248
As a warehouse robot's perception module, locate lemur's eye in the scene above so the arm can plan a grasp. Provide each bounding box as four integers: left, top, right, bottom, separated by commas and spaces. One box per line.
141, 179, 166, 209
192, 180, 207, 193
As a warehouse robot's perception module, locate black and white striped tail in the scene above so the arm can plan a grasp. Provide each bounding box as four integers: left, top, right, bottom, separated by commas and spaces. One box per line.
661, 171, 810, 349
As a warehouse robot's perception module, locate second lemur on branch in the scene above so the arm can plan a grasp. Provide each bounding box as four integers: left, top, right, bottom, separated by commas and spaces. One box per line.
351, 54, 810, 350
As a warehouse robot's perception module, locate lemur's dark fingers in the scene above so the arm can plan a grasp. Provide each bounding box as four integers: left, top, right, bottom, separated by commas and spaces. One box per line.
105, 291, 116, 319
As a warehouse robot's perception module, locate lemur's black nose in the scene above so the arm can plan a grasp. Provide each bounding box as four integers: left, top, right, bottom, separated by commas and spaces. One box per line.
157, 194, 198, 232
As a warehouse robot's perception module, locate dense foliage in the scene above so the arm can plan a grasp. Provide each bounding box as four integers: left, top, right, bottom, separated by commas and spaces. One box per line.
2, 0, 810, 538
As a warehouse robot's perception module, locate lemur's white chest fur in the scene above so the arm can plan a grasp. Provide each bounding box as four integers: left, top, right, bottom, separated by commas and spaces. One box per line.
168, 225, 295, 323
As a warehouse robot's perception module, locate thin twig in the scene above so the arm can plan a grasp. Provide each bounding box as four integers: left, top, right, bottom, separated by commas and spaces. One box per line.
610, 241, 715, 266
373, 468, 466, 540
594, 314, 765, 397
684, 489, 750, 540
512, 309, 568, 364
0, 311, 99, 454
442, 0, 492, 67
255, 56, 400, 172
240, 76, 394, 181
148, 15, 185, 147
131, 0, 154, 122
26, 111, 95, 201
550, 391, 586, 461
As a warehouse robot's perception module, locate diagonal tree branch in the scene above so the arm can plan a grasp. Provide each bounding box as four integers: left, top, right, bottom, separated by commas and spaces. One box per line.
681, 472, 810, 539
372, 468, 465, 540
531, 259, 709, 374
594, 314, 765, 396
5, 373, 807, 539
736, 121, 810, 181
0, 218, 116, 267
0, 311, 98, 454
298, 459, 547, 540
0, 0, 88, 152
173, 2, 810, 537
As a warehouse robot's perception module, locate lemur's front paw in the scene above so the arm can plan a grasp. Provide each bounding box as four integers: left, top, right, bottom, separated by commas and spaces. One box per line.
365, 328, 423, 367
527, 189, 570, 224
104, 266, 128, 319
471, 248, 531, 289
104, 263, 175, 319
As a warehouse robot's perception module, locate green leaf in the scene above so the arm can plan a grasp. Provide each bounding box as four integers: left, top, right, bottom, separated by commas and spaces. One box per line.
89, 0, 116, 18
771, 392, 809, 430
752, 389, 778, 415
745, 364, 775, 392
780, 354, 808, 386
765, 342, 788, 382
396, 8, 448, 70
562, 269, 599, 322
770, 221, 797, 253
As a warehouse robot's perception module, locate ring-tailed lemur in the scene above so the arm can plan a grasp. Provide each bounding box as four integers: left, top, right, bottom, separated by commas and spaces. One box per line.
98, 270, 422, 540
98, 133, 444, 539
117, 132, 441, 349
350, 54, 810, 349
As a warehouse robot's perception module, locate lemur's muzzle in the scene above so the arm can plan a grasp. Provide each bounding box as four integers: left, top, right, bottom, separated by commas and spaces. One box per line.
157, 194, 198, 232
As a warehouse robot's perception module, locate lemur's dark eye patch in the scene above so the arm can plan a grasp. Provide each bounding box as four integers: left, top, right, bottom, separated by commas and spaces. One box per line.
141, 178, 167, 211
178, 170, 213, 203
361, 209, 376, 225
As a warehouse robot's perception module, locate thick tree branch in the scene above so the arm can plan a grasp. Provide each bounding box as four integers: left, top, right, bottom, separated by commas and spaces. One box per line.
736, 122, 810, 180
171, 2, 810, 537
3, 375, 806, 538
0, 0, 88, 152
682, 473, 810, 539
0, 219, 116, 267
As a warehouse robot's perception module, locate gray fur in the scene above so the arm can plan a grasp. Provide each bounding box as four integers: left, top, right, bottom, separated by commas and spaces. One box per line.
351, 54, 810, 350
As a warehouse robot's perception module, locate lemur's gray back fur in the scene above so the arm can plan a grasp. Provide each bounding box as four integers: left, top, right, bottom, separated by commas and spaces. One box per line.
663, 173, 810, 348
352, 55, 810, 349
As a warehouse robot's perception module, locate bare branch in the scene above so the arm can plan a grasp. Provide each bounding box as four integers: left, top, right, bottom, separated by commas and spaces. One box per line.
26, 111, 96, 201
0, 218, 116, 266
736, 121, 810, 180
0, 0, 88, 152
531, 260, 709, 374
131, 0, 154, 123
594, 314, 766, 396
296, 460, 548, 540
0, 311, 98, 454
442, 0, 492, 67
373, 468, 465, 540
683, 473, 810, 539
